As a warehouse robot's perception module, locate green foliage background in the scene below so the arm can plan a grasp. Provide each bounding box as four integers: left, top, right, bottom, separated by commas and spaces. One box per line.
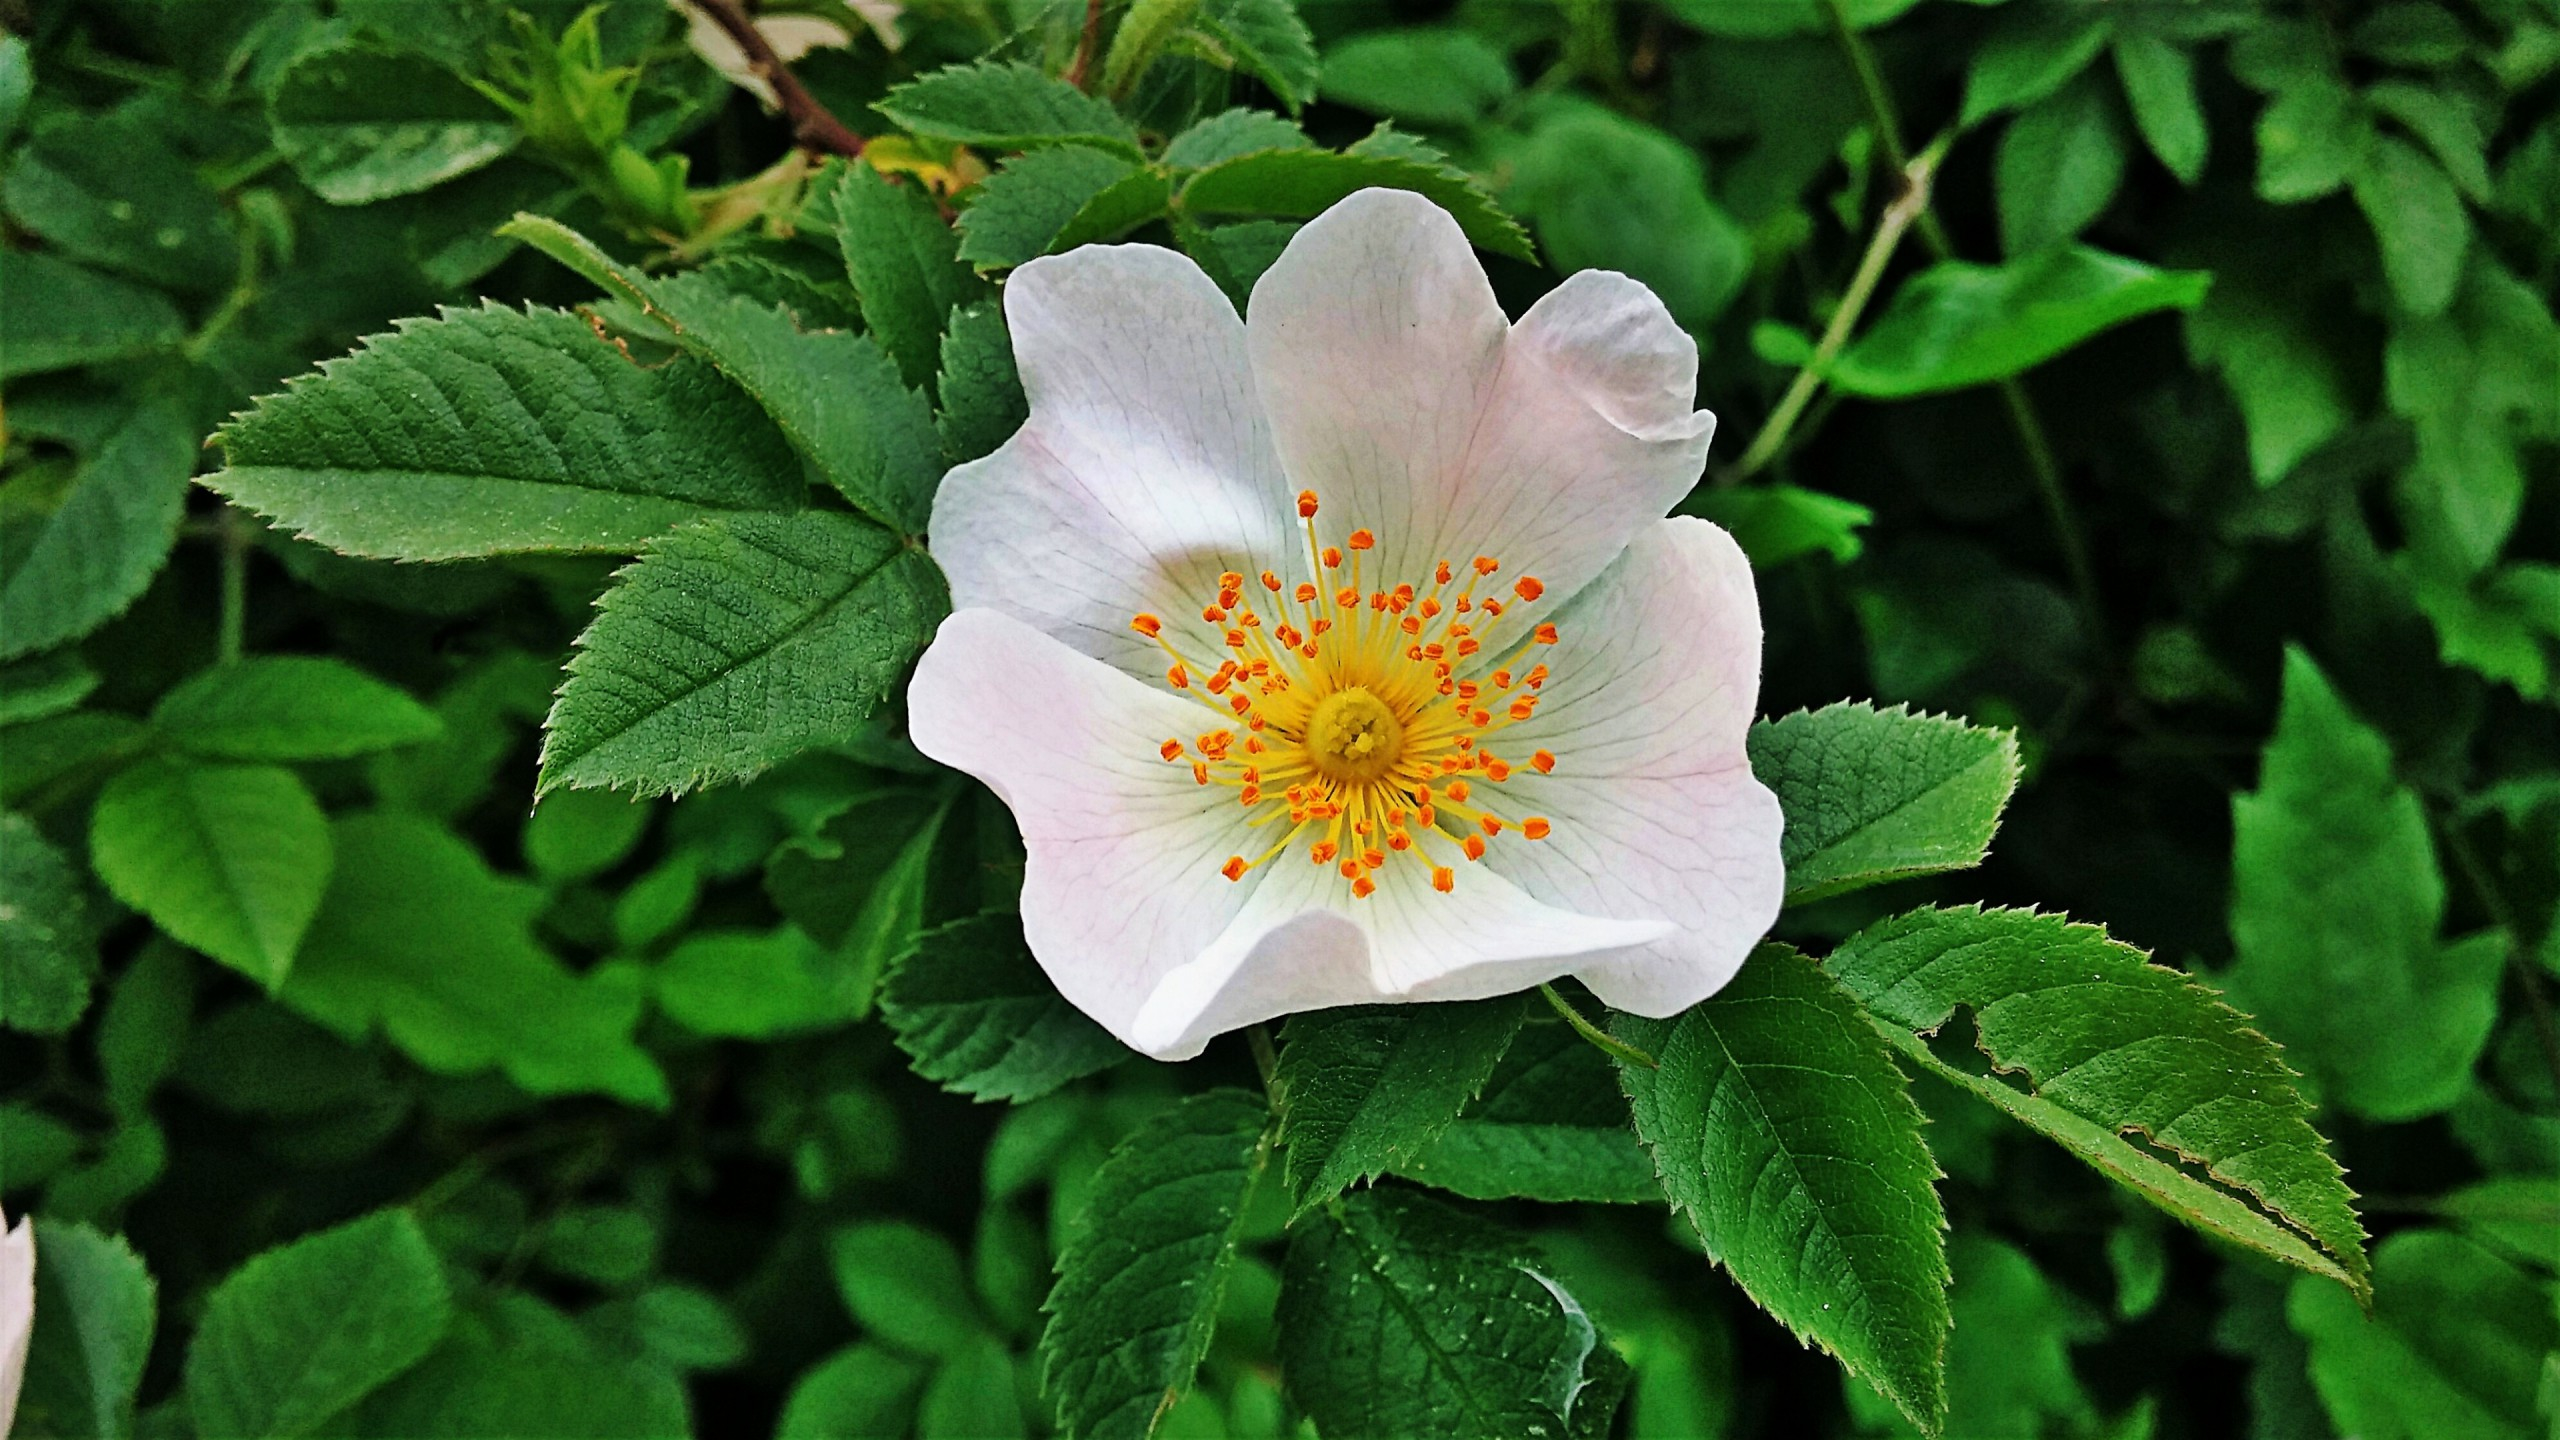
2, 0, 2555, 1436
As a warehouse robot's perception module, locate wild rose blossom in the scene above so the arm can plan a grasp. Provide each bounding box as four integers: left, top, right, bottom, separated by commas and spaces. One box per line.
909, 188, 1784, 1060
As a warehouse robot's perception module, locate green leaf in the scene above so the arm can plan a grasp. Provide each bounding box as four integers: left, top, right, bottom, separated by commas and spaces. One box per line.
1194, 0, 1321, 112
935, 300, 1027, 465
279, 812, 669, 1107
1041, 1088, 1270, 1440
1, 399, 193, 660
185, 1209, 454, 1439
1683, 483, 1873, 568
267, 43, 518, 204
0, 650, 101, 725
1275, 997, 1522, 1216
921, 1337, 1026, 1439
780, 1344, 929, 1440
505, 215, 941, 533
0, 250, 183, 379
1746, 701, 2021, 904
1391, 1019, 1657, 1206
210, 303, 807, 561
654, 925, 868, 1038
1180, 145, 1534, 263
521, 787, 652, 882
1506, 104, 1747, 326
348, 1289, 690, 1439
2112, 32, 2206, 183
2184, 256, 2355, 484
1830, 245, 2212, 398
538, 511, 946, 797
1318, 28, 1516, 127
97, 940, 192, 1119
2366, 80, 2491, 202
153, 657, 442, 762
834, 165, 991, 395
1162, 108, 1309, 170
90, 758, 333, 990
1961, 9, 2113, 125
874, 61, 1141, 156
832, 1221, 989, 1361
954, 146, 1171, 273
2289, 1230, 2555, 1440
1278, 1186, 1626, 1440
878, 914, 1130, 1103
2250, 63, 2369, 202
1995, 73, 2128, 257
4, 112, 237, 291
1615, 945, 1949, 1433
2225, 648, 2501, 1121
1847, 1235, 2099, 1440
0, 811, 98, 1035
16, 1219, 156, 1440
2351, 136, 2470, 317
1826, 904, 2371, 1297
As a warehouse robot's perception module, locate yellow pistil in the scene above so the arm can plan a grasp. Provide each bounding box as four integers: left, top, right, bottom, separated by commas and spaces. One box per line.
1134, 490, 1562, 898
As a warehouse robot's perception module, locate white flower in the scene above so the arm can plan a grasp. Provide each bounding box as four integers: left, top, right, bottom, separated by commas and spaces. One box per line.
676, 1, 901, 107
908, 188, 1784, 1061
0, 1205, 30, 1439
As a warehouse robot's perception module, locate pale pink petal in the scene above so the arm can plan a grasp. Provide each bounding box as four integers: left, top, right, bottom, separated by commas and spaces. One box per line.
1129, 846, 1670, 1060
0, 1208, 31, 1440
1481, 518, 1785, 1014
931, 244, 1296, 681
1245, 189, 1715, 610
907, 609, 1269, 1053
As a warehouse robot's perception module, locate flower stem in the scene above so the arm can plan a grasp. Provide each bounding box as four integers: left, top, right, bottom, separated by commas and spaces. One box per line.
217, 507, 249, 665
684, 0, 866, 158
1540, 983, 1656, 1069
1246, 1022, 1282, 1100
1064, 0, 1107, 91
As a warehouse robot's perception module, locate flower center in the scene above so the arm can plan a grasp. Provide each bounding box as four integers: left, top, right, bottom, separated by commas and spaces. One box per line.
1129, 490, 1561, 900
1305, 687, 1402, 783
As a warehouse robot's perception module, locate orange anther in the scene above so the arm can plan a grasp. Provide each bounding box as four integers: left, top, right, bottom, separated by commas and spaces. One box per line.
1202, 604, 1227, 623
1482, 600, 1504, 617
1531, 749, 1556, 774
1347, 529, 1376, 550
1361, 847, 1385, 869
1192, 763, 1209, 785
1168, 664, 1190, 689
1230, 694, 1253, 714
1160, 739, 1183, 761
1481, 815, 1503, 836
1483, 758, 1511, 782
1416, 804, 1437, 827
1240, 785, 1262, 806
1222, 856, 1247, 881
1435, 561, 1454, 585
1339, 858, 1361, 879
1401, 616, 1422, 635
1456, 638, 1481, 657
1514, 576, 1544, 601
1522, 817, 1551, 840
1295, 583, 1319, 604
1462, 834, 1487, 861
1336, 587, 1359, 608
1509, 699, 1535, 720
1473, 556, 1499, 575
1262, 570, 1283, 592
1352, 875, 1377, 898
1526, 665, 1548, 687
1132, 613, 1163, 637
1421, 597, 1442, 618
1387, 831, 1412, 851
1432, 867, 1455, 893
1311, 841, 1338, 864
1311, 619, 1332, 636
1534, 624, 1559, 645
1207, 672, 1232, 695
1322, 547, 1343, 569
1446, 780, 1472, 802
1298, 490, 1320, 518
1218, 571, 1244, 590
1226, 630, 1247, 648
1470, 709, 1491, 726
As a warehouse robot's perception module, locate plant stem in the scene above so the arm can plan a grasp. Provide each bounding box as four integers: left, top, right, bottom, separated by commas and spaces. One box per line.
1064, 0, 1107, 91
684, 0, 866, 158
1731, 132, 1945, 481
2442, 816, 2560, 1104
1246, 1022, 1281, 1100
1540, 983, 1656, 1069
217, 507, 249, 664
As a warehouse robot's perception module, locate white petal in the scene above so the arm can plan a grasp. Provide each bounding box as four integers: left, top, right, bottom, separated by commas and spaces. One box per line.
908, 608, 1271, 1052
758, 14, 855, 62
930, 244, 1295, 680
1129, 848, 1670, 1061
0, 1209, 31, 1440
1482, 519, 1785, 1015
1246, 189, 1715, 609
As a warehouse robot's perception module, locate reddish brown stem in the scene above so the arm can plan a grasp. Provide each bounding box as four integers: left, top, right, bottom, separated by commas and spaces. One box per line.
686, 0, 867, 158
1064, 0, 1107, 91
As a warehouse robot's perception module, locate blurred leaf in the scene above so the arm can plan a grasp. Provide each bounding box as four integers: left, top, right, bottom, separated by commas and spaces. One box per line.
1278, 1186, 1626, 1440
1180, 144, 1534, 263
536, 1205, 656, 1288
2366, 81, 2492, 201
154, 657, 442, 762
588, 1285, 749, 1374
1, 399, 193, 661
936, 300, 1027, 465
4, 111, 237, 291
1829, 905, 2371, 1296
1616, 945, 1949, 1433
1391, 1018, 1657, 1206
539, 511, 946, 797
349, 1289, 689, 1438
874, 61, 1141, 156
0, 651, 100, 726
0, 251, 182, 379
185, 1209, 452, 1438
1194, 0, 1320, 112
1961, 8, 2113, 125
267, 43, 518, 204
1275, 997, 1522, 1216
878, 914, 1131, 1103
834, 164, 991, 395
2289, 1230, 2555, 1440
2384, 256, 2555, 573
1747, 701, 2020, 905
279, 812, 668, 1106
655, 925, 869, 1037
97, 941, 192, 1119
2113, 32, 2206, 184
1682, 484, 1873, 568
920, 1336, 1025, 1439
0, 811, 98, 1034
2226, 648, 2501, 1121
2351, 136, 2471, 317
1318, 28, 1516, 128
504, 216, 942, 533
832, 1221, 990, 1361
1995, 72, 2128, 257
2240, 40, 2368, 203
780, 1344, 929, 1439
1508, 104, 1746, 325
1831, 245, 2211, 398
1042, 1088, 1270, 1439
210, 304, 806, 561
91, 758, 332, 990
2185, 258, 2356, 486
523, 786, 651, 882
1849, 1235, 2099, 1439
16, 1219, 155, 1440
